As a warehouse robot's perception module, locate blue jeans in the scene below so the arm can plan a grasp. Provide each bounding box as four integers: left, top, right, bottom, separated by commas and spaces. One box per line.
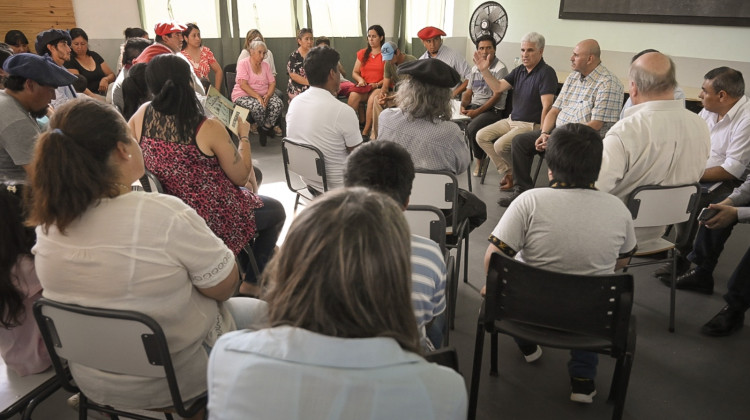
426, 312, 446, 349
244, 195, 286, 284
515, 338, 598, 379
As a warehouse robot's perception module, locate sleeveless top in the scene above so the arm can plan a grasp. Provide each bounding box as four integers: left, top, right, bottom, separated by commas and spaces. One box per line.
140, 105, 262, 254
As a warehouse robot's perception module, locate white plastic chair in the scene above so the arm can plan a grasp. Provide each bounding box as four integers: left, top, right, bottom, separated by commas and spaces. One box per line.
281, 138, 328, 212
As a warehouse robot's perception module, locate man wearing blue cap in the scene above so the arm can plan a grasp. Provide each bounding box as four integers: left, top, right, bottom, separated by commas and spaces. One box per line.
370, 41, 415, 140
1, 53, 77, 181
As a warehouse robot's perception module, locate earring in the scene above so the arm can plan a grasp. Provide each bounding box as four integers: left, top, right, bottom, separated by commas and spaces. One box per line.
128, 154, 132, 158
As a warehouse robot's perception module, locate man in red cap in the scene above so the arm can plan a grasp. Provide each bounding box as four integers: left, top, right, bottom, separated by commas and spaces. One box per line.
133, 21, 204, 95
417, 26, 470, 98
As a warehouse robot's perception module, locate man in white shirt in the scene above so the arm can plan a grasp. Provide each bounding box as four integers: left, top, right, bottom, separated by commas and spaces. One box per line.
417, 26, 470, 98
596, 51, 710, 245
286, 46, 362, 192
656, 66, 750, 279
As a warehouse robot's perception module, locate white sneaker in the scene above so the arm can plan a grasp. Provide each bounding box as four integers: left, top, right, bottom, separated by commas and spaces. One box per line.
522, 345, 543, 363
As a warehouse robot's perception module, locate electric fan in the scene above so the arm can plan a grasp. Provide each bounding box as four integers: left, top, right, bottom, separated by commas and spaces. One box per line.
469, 1, 508, 46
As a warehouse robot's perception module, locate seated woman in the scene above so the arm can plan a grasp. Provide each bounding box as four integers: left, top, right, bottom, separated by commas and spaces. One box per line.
121, 63, 149, 120
129, 54, 285, 297
64, 27, 115, 95
27, 99, 264, 413
232, 40, 283, 142
180, 23, 223, 92
238, 29, 282, 137
349, 24, 385, 137
207, 187, 468, 419
0, 188, 50, 377
286, 28, 313, 101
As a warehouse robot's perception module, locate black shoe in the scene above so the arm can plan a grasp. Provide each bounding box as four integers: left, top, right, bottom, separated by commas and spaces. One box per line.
701, 305, 745, 336
653, 255, 691, 278
518, 344, 542, 363
498, 188, 523, 207
669, 268, 714, 294
570, 377, 597, 403
259, 129, 268, 146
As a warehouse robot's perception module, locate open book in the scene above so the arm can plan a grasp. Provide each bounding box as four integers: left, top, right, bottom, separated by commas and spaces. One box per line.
204, 86, 250, 135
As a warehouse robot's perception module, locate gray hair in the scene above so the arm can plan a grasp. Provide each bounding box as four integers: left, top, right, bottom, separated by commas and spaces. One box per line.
394, 76, 452, 123
248, 39, 267, 51
629, 54, 677, 95
521, 32, 545, 50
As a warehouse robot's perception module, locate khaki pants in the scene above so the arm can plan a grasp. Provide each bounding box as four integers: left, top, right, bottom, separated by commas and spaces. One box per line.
371, 94, 397, 140
475, 117, 538, 176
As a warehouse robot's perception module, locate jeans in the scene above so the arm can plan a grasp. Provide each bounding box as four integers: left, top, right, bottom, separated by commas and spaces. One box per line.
515, 338, 598, 379
688, 222, 737, 276
426, 312, 446, 349
244, 195, 286, 284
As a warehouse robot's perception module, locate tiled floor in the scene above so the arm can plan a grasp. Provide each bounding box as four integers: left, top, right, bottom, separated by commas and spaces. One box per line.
18, 132, 750, 419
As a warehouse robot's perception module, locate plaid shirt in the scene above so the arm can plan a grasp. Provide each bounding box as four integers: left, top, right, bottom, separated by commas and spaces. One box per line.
553, 63, 623, 137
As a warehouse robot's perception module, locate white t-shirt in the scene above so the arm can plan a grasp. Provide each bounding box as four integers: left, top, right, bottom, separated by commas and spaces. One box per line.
285, 86, 362, 190
208, 326, 467, 420
491, 187, 637, 275
33, 191, 235, 409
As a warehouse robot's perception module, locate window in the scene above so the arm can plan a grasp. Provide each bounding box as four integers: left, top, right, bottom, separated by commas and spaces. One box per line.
235, 0, 296, 38
140, 0, 220, 38
307, 0, 362, 37
406, 0, 448, 38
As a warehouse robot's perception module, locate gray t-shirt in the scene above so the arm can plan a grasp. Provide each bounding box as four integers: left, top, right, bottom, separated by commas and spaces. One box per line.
0, 91, 42, 182
490, 187, 637, 275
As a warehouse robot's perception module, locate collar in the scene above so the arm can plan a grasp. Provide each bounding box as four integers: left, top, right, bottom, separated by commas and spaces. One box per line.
222, 326, 423, 369
549, 179, 596, 190
524, 57, 547, 75
723, 95, 749, 123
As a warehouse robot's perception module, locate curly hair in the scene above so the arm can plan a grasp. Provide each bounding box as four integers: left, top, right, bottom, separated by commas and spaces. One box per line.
394, 76, 452, 123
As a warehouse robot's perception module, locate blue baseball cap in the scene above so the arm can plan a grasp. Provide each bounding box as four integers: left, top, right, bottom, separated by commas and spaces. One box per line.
381, 41, 397, 61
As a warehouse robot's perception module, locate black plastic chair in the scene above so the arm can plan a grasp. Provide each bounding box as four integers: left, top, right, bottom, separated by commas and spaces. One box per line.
33, 299, 207, 420
468, 253, 636, 420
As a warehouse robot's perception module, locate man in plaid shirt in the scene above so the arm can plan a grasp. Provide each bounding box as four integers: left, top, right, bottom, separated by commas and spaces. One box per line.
499, 39, 623, 207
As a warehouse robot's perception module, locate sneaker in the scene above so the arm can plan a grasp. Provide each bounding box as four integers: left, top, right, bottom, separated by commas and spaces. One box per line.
570, 377, 597, 403
498, 187, 523, 207
519, 344, 543, 363
669, 268, 714, 294
701, 305, 745, 337
67, 393, 80, 410
653, 255, 691, 278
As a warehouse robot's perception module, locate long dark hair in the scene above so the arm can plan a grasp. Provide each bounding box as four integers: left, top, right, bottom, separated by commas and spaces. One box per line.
362, 24, 385, 65
122, 63, 150, 120
0, 189, 33, 328
145, 54, 203, 141
26, 99, 132, 234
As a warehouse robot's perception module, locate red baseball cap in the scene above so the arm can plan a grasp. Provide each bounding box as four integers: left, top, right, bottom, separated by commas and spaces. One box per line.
153, 21, 187, 37
417, 26, 446, 41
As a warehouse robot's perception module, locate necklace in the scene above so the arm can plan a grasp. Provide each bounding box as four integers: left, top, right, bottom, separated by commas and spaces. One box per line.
114, 183, 131, 193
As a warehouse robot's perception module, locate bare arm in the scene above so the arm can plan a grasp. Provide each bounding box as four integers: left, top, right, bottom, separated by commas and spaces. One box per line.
196, 262, 240, 301
539, 94, 555, 129
586, 119, 604, 132
352, 58, 366, 86
201, 118, 254, 186
210, 60, 224, 91
451, 79, 468, 99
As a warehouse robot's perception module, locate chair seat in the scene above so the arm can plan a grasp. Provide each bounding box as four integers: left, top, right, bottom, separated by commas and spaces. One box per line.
494, 320, 614, 351
634, 237, 675, 256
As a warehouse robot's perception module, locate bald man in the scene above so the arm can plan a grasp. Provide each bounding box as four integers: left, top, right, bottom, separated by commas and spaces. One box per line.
501, 39, 623, 206
596, 52, 710, 244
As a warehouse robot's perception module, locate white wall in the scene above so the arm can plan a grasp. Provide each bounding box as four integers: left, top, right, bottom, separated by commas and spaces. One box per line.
466, 0, 750, 62
72, 0, 141, 39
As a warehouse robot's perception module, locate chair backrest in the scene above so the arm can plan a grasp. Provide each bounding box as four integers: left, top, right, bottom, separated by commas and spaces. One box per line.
405, 205, 447, 253
626, 183, 701, 228
281, 138, 328, 193
484, 253, 634, 348
410, 170, 461, 233
224, 69, 237, 99
33, 298, 200, 415
137, 170, 164, 193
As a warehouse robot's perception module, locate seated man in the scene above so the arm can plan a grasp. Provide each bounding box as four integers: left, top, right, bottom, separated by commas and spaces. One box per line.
417, 26, 470, 98
696, 177, 750, 336
596, 51, 710, 245
619, 49, 686, 118
286, 46, 362, 192
672, 174, 750, 303
460, 35, 508, 176
1, 53, 76, 182
501, 39, 623, 207
473, 32, 557, 187
370, 41, 415, 140
484, 123, 636, 403
344, 141, 447, 349
658, 66, 750, 279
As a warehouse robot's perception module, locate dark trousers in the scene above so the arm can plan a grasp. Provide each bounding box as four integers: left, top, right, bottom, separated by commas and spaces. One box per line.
688, 222, 736, 276
676, 181, 741, 255
244, 195, 286, 284
510, 130, 543, 191
466, 107, 502, 160
725, 244, 750, 312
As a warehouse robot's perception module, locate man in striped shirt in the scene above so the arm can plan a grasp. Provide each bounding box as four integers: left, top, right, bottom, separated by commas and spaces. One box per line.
345, 141, 447, 349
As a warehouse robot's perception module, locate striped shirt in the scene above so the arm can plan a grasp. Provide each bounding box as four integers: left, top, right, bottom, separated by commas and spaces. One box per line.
553, 63, 623, 137
411, 234, 447, 328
